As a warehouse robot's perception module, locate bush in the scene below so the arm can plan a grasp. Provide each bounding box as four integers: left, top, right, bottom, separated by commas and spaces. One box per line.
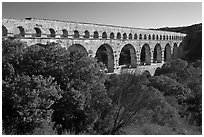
102, 73, 180, 134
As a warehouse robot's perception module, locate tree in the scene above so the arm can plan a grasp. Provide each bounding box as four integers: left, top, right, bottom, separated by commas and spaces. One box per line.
102, 73, 177, 134
2, 39, 112, 134
154, 59, 202, 126
2, 75, 61, 134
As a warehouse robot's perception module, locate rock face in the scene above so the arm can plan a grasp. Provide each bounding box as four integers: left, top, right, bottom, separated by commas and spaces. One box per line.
2, 18, 186, 73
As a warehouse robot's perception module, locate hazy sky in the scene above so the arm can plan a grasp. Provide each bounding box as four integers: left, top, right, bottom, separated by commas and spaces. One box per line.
2, 2, 202, 29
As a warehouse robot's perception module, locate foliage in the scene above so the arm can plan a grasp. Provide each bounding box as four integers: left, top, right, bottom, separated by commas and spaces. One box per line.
157, 23, 202, 62
2, 75, 61, 134
154, 59, 202, 126
2, 39, 111, 134
2, 38, 201, 135
102, 73, 182, 134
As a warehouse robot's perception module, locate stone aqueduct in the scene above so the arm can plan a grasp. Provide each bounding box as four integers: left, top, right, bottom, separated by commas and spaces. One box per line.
2, 18, 186, 74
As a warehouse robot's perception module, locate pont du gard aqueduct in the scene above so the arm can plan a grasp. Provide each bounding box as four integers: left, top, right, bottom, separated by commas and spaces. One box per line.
2, 18, 186, 75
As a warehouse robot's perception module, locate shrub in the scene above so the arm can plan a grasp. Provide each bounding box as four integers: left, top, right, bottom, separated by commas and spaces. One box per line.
102, 73, 176, 134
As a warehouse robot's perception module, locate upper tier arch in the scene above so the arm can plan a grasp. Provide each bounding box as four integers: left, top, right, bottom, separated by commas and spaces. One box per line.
2, 18, 186, 41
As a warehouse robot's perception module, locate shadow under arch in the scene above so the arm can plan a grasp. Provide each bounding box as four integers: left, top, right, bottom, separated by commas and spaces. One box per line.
142, 70, 151, 77
95, 44, 114, 72
119, 44, 137, 68
15, 26, 25, 37
34, 27, 42, 37
153, 43, 162, 63
172, 43, 178, 60
68, 44, 88, 56
2, 25, 8, 36
164, 43, 171, 62
140, 43, 151, 65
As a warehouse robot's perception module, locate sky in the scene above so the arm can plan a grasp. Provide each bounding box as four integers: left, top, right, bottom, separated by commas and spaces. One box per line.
2, 2, 202, 29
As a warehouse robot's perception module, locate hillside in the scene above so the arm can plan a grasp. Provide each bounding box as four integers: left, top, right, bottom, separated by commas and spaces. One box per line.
155, 23, 202, 62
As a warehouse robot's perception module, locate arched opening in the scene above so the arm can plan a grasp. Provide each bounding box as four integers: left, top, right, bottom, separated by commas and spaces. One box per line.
156, 35, 159, 40
160, 35, 162, 40
96, 44, 114, 72
172, 43, 178, 60
164, 43, 171, 62
152, 34, 155, 40
134, 34, 137, 39
102, 32, 107, 39
144, 34, 147, 40
2, 25, 8, 36
166, 35, 168, 40
62, 29, 68, 38
129, 33, 132, 39
84, 30, 90, 38
17, 26, 25, 37
117, 32, 121, 39
73, 30, 80, 38
119, 44, 137, 68
49, 28, 55, 37
68, 44, 88, 56
153, 44, 162, 63
169, 36, 171, 40
139, 34, 142, 40
93, 31, 99, 39
110, 32, 114, 39
163, 35, 165, 40
142, 70, 151, 77
140, 43, 151, 65
123, 33, 127, 39
34, 27, 41, 37
148, 34, 151, 40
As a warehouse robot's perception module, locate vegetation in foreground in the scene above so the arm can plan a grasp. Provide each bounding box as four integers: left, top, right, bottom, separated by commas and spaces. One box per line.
2, 38, 201, 135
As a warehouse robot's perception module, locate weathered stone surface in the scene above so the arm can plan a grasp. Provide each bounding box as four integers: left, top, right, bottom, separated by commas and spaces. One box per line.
2, 18, 186, 74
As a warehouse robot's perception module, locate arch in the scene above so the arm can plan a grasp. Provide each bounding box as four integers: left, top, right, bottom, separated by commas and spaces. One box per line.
153, 44, 162, 63
134, 34, 138, 39
102, 32, 107, 39
95, 44, 114, 72
84, 30, 90, 38
117, 32, 121, 39
144, 34, 147, 40
140, 43, 151, 65
156, 35, 159, 40
62, 29, 68, 38
17, 26, 25, 37
119, 44, 137, 68
152, 34, 155, 40
164, 43, 171, 62
123, 33, 127, 39
2, 25, 8, 36
160, 35, 162, 40
73, 30, 80, 38
49, 28, 55, 37
163, 35, 165, 40
148, 34, 151, 40
142, 70, 151, 77
68, 44, 88, 56
93, 31, 99, 39
110, 32, 114, 39
34, 27, 41, 37
139, 34, 142, 40
172, 43, 178, 60
129, 33, 132, 39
